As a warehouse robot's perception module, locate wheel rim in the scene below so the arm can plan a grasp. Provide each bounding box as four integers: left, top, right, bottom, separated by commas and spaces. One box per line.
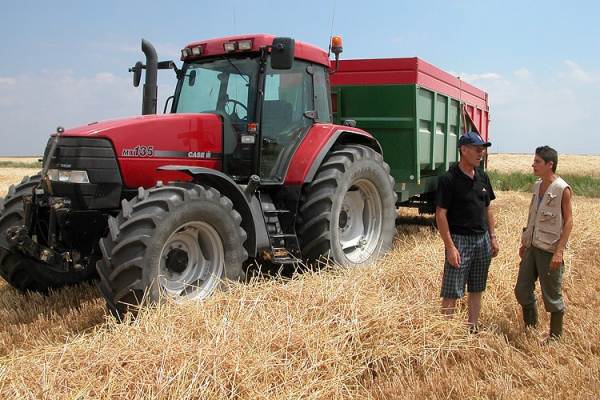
338, 178, 383, 264
158, 221, 224, 301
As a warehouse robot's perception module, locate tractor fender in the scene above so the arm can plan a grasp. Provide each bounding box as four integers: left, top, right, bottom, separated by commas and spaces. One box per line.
284, 124, 383, 185
157, 166, 270, 256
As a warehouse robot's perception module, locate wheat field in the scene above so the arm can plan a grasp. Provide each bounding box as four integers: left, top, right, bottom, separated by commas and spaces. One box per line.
487, 153, 600, 177
0, 155, 599, 399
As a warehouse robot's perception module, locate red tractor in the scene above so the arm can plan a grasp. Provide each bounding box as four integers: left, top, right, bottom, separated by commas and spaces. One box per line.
0, 35, 398, 316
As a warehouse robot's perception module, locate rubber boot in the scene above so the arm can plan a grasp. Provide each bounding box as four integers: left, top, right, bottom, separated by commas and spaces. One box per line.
549, 310, 564, 340
522, 304, 538, 328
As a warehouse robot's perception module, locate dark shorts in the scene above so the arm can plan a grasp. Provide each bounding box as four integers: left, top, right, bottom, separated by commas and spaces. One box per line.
441, 233, 492, 298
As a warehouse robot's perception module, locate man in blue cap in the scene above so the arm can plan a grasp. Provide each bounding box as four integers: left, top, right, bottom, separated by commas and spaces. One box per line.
435, 131, 499, 332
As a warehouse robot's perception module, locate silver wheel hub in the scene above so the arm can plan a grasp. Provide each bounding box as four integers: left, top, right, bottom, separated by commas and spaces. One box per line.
338, 179, 383, 264
158, 222, 224, 301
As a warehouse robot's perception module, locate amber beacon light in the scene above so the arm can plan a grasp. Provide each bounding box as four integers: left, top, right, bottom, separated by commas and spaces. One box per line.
331, 36, 343, 56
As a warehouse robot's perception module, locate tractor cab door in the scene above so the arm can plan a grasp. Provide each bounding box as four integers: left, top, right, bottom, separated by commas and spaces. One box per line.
174, 57, 258, 181
219, 71, 254, 180
258, 61, 330, 183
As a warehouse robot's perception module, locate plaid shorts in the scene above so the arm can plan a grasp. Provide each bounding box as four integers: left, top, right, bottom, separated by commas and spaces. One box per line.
441, 233, 492, 298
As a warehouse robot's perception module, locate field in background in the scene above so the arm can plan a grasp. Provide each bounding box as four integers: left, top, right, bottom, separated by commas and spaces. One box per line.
487, 153, 600, 177
0, 157, 41, 164
0, 155, 599, 398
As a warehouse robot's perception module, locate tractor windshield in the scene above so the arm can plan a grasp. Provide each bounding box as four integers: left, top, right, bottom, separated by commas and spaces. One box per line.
174, 55, 258, 120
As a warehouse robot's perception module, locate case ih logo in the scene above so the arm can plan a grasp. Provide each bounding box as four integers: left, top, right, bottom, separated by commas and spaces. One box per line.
188, 152, 212, 158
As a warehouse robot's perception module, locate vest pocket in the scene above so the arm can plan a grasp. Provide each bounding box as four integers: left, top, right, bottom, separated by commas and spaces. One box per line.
535, 229, 559, 248
540, 211, 557, 223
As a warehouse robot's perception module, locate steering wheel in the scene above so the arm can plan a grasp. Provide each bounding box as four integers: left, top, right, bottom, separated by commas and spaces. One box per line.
224, 99, 248, 117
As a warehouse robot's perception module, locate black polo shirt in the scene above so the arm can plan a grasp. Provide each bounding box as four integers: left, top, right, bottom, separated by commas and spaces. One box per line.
435, 164, 495, 235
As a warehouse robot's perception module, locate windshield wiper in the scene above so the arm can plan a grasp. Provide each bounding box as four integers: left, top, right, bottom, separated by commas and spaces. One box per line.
221, 56, 249, 84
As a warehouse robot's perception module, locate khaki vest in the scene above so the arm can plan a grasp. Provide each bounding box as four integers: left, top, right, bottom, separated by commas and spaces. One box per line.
521, 177, 570, 252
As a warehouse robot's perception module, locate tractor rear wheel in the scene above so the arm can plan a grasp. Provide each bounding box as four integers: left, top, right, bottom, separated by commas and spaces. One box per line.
97, 182, 247, 318
297, 145, 397, 267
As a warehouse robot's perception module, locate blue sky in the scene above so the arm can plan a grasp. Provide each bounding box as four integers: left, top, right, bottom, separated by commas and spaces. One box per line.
1, 0, 599, 156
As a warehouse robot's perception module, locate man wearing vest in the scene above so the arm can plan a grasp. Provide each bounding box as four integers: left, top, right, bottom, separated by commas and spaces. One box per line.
436, 132, 500, 333
515, 146, 574, 342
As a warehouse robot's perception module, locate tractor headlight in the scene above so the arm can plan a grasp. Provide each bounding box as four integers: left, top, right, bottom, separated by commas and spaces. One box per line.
47, 169, 90, 184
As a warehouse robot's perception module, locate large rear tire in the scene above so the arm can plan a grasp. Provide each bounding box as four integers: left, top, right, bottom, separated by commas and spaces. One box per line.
0, 175, 96, 292
297, 145, 397, 267
97, 182, 248, 318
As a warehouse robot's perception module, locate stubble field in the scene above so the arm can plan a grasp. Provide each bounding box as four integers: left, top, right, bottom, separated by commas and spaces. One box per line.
0, 154, 599, 398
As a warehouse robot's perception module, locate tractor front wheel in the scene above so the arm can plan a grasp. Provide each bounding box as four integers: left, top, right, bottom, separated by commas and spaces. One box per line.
97, 182, 248, 318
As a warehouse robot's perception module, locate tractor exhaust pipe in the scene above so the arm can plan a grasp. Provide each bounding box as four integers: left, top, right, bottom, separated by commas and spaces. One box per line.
141, 39, 158, 115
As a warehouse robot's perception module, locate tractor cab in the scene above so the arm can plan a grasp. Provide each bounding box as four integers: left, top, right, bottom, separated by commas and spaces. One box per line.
147, 35, 333, 184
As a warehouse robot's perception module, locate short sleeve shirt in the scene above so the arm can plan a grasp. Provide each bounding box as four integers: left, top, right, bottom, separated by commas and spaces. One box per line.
435, 164, 495, 235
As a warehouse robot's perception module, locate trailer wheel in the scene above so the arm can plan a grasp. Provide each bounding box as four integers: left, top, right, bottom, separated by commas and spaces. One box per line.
0, 175, 97, 292
298, 145, 397, 267
97, 182, 247, 318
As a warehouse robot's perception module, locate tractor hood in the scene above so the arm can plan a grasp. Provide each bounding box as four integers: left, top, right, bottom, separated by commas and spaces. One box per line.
60, 113, 224, 158
53, 113, 227, 189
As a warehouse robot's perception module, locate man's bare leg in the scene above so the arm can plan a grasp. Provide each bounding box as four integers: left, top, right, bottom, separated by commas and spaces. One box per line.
441, 298, 457, 317
468, 291, 483, 328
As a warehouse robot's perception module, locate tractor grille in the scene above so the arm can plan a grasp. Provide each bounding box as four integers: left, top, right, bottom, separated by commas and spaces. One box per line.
43, 137, 123, 209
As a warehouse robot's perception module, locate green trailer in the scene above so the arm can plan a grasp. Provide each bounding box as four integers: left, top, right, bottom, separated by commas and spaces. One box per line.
330, 57, 490, 212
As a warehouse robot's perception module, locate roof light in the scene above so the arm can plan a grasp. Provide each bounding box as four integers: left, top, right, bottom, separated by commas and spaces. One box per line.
181, 46, 203, 59
238, 40, 253, 50
223, 42, 237, 52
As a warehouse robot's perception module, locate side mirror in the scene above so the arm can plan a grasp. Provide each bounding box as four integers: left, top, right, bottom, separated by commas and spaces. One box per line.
188, 70, 196, 87
270, 37, 295, 70
129, 61, 143, 88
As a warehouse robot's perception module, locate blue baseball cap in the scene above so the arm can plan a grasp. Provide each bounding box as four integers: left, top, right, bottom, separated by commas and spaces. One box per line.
458, 131, 491, 148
